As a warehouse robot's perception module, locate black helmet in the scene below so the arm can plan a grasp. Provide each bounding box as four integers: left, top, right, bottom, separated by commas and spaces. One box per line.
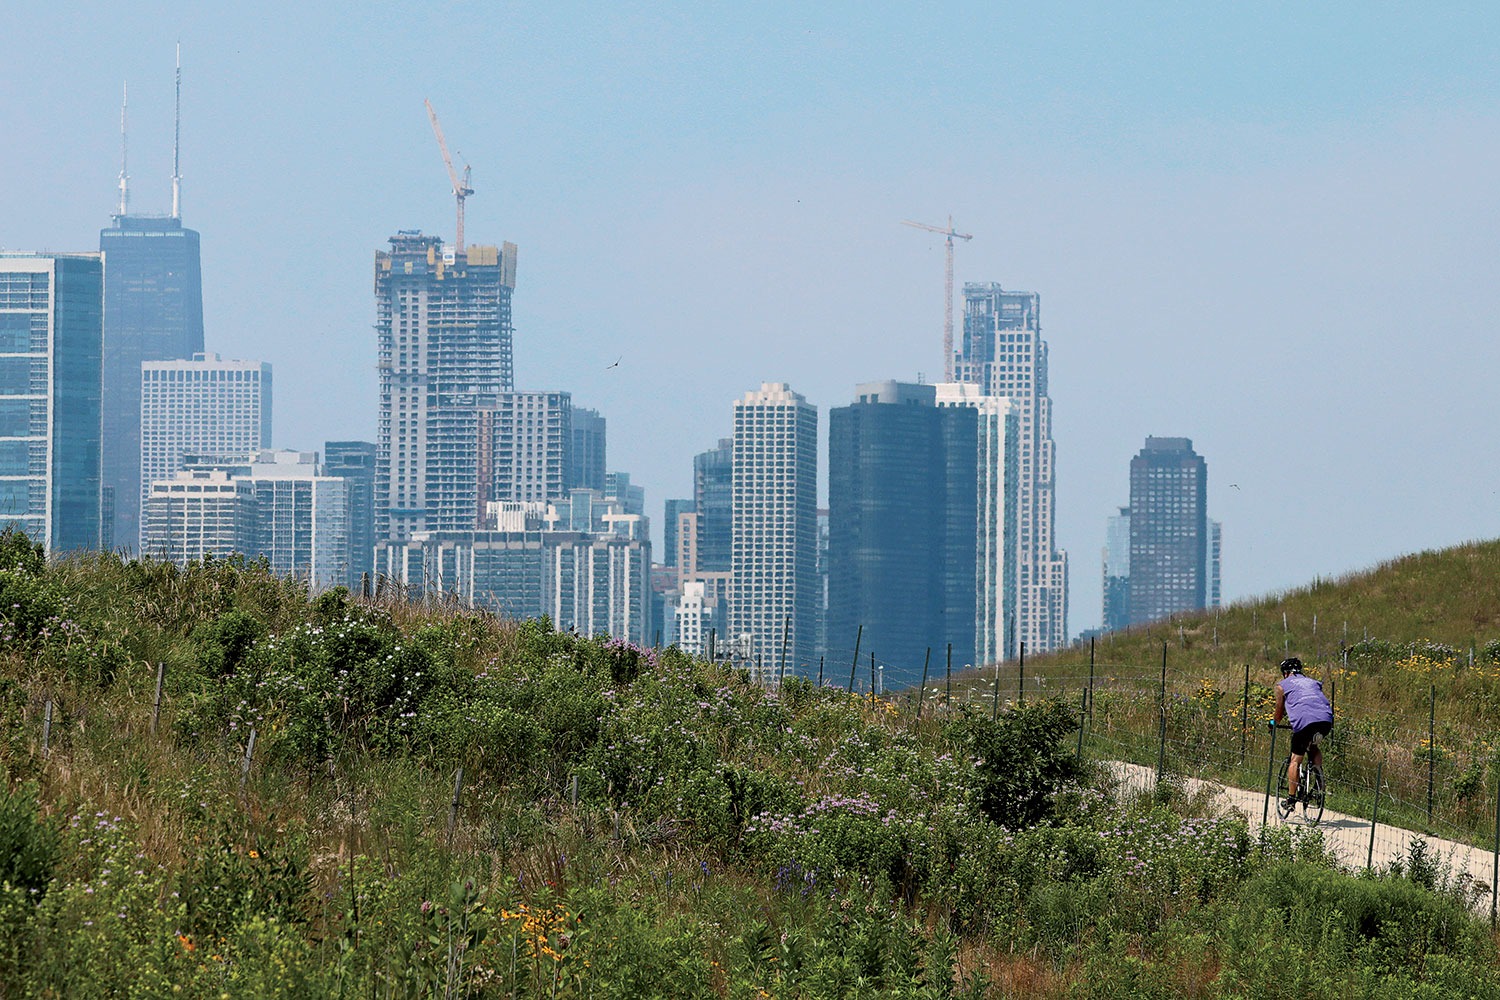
1280, 657, 1304, 676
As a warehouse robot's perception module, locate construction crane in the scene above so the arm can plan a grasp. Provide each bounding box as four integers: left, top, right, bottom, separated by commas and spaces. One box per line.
901, 216, 973, 382
424, 99, 474, 255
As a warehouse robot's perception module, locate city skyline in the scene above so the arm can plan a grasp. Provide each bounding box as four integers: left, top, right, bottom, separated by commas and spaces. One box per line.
5, 8, 1500, 631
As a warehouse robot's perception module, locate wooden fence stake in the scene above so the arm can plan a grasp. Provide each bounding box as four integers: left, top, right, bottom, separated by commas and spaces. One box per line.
151, 662, 166, 735
240, 726, 257, 791
446, 767, 464, 846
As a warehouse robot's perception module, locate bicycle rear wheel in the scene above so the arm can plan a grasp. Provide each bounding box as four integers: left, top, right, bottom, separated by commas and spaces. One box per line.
1303, 765, 1325, 825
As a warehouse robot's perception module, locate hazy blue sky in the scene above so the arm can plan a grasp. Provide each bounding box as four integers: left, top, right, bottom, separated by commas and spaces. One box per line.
4, 4, 1500, 633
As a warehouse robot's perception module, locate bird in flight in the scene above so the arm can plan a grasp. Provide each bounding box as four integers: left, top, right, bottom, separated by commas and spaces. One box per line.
1230, 484, 1240, 490
606, 356, 622, 370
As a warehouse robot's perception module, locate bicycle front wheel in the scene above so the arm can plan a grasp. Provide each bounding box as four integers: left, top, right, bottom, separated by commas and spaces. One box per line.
1275, 756, 1293, 821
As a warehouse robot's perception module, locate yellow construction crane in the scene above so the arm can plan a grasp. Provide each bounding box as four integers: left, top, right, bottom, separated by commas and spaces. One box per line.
424, 99, 474, 255
901, 216, 973, 382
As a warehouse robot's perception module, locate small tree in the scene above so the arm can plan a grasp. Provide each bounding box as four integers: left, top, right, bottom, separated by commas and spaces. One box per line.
950, 699, 1083, 829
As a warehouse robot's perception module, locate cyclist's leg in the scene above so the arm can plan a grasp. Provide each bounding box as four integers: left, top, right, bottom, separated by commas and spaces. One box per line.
1286, 750, 1302, 799
1306, 723, 1330, 777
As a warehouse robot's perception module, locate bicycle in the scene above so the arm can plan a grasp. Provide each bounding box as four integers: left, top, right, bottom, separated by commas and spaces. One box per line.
1272, 723, 1326, 825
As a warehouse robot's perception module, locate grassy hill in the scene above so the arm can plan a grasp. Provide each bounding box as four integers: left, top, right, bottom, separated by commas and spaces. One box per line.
928, 539, 1500, 850
2, 533, 1500, 997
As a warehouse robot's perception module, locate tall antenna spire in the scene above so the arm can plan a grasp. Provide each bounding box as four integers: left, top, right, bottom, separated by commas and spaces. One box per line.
117, 82, 130, 217
171, 42, 182, 220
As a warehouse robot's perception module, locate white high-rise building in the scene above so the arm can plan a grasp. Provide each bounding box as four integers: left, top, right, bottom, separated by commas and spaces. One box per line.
141, 470, 250, 565
957, 284, 1069, 653
241, 451, 350, 591
935, 383, 1020, 666
142, 450, 349, 591
730, 382, 817, 683
139, 353, 270, 550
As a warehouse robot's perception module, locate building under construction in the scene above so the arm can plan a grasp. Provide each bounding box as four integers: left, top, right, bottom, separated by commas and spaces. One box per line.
374, 232, 518, 542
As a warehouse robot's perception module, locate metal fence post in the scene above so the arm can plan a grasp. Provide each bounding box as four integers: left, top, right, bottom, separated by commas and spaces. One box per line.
42, 699, 52, 760
847, 626, 863, 693
1076, 687, 1087, 761
1428, 683, 1436, 826
1368, 760, 1384, 871
778, 615, 790, 686
991, 655, 1003, 721
1262, 723, 1279, 826
1156, 642, 1168, 786
1018, 641, 1026, 707
1087, 637, 1096, 722
1492, 772, 1500, 929
1240, 663, 1250, 765
946, 643, 952, 708
817, 656, 824, 687
916, 648, 931, 719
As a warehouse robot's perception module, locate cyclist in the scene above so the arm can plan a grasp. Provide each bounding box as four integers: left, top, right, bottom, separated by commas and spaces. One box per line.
1272, 656, 1333, 811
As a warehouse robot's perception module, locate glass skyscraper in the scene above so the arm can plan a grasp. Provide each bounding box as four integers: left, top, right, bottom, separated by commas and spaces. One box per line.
692, 438, 733, 574
99, 214, 205, 551
0, 253, 103, 552
828, 381, 978, 689
324, 441, 377, 589
1127, 436, 1208, 624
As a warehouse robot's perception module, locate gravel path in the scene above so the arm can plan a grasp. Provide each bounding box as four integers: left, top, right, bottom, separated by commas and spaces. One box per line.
1111, 761, 1499, 909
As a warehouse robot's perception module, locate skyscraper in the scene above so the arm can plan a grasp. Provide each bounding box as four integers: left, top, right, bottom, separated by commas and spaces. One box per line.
374, 232, 517, 542
730, 383, 817, 682
1127, 436, 1209, 624
935, 382, 1020, 666
0, 253, 104, 552
568, 407, 606, 491
662, 498, 694, 569
241, 451, 350, 592
324, 441, 376, 589
489, 390, 571, 508
693, 438, 733, 574
828, 381, 977, 688
139, 354, 271, 548
957, 283, 1069, 653
1102, 506, 1131, 632
99, 67, 207, 551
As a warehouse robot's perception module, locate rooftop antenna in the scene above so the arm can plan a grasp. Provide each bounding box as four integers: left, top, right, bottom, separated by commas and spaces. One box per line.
171, 42, 181, 220
117, 82, 129, 217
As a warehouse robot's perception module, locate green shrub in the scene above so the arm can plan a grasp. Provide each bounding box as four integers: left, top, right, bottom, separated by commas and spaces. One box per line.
0, 781, 58, 898
948, 698, 1083, 829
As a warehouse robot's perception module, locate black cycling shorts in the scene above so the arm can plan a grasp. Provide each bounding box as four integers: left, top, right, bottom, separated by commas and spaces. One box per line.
1291, 720, 1332, 756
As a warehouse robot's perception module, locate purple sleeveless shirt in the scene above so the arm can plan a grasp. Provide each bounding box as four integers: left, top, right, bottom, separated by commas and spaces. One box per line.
1282, 673, 1333, 729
